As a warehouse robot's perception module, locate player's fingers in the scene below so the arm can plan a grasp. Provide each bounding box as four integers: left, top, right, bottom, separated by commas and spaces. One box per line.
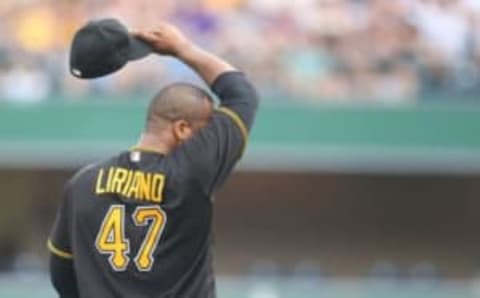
156, 22, 170, 31
134, 31, 157, 43
153, 23, 177, 36
132, 30, 146, 39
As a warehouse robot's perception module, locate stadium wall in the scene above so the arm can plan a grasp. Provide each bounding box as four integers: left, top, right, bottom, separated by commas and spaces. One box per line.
1, 169, 479, 278
1, 100, 480, 174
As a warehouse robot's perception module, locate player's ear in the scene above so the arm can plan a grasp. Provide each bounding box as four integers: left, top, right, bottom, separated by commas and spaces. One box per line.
172, 119, 193, 143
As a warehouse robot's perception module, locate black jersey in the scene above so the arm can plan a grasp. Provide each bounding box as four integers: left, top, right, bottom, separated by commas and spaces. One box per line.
48, 72, 258, 298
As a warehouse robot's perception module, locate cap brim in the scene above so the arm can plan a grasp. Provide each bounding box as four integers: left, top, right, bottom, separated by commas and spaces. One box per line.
128, 36, 153, 60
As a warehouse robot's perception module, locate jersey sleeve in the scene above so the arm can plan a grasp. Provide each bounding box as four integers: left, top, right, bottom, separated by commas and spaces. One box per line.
48, 182, 74, 260
173, 71, 259, 194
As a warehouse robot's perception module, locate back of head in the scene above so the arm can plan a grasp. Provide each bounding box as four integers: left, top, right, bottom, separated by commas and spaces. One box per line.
146, 83, 213, 132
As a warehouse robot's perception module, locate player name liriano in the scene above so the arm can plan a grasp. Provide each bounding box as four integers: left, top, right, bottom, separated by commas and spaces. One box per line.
95, 167, 165, 203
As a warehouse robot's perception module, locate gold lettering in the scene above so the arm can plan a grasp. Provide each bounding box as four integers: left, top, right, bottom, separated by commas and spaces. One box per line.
95, 167, 166, 203
106, 167, 114, 192
95, 169, 106, 194
111, 168, 128, 193
122, 170, 134, 196
151, 174, 165, 203
126, 172, 141, 198
138, 173, 152, 201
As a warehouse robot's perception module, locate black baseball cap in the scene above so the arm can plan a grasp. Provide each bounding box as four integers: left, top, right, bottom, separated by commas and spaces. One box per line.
70, 18, 152, 79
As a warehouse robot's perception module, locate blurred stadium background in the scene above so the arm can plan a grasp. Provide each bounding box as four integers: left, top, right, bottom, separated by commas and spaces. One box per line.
1, 0, 480, 297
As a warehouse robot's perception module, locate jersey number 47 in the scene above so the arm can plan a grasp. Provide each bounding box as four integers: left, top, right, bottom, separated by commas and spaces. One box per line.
95, 205, 167, 272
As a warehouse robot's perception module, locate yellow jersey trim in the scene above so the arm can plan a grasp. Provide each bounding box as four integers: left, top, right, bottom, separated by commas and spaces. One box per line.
129, 146, 165, 155
47, 239, 73, 259
217, 107, 248, 155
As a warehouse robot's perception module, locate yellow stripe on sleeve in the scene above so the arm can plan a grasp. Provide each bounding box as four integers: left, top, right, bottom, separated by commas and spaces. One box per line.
47, 239, 73, 259
129, 146, 166, 154
216, 107, 249, 156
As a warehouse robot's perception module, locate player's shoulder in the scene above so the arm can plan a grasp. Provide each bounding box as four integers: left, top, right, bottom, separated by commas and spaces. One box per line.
66, 154, 119, 189
65, 163, 98, 191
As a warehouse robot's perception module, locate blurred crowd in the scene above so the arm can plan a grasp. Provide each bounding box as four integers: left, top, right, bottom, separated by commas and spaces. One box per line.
1, 0, 480, 103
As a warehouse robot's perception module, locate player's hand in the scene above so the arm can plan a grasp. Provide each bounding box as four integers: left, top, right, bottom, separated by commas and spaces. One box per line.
133, 23, 193, 57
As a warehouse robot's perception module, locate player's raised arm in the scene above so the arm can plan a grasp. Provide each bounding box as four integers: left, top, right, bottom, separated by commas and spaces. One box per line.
135, 23, 235, 85
135, 23, 259, 132
136, 23, 259, 192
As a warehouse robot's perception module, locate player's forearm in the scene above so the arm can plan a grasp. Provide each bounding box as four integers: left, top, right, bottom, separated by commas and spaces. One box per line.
136, 23, 258, 129
50, 256, 79, 298
135, 23, 237, 85
176, 45, 259, 129
176, 44, 237, 86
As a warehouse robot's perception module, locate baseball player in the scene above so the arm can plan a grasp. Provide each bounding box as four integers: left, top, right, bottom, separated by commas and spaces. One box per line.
48, 21, 258, 298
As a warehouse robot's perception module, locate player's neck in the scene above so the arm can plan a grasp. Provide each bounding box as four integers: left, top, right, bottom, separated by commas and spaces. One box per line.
135, 133, 172, 155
